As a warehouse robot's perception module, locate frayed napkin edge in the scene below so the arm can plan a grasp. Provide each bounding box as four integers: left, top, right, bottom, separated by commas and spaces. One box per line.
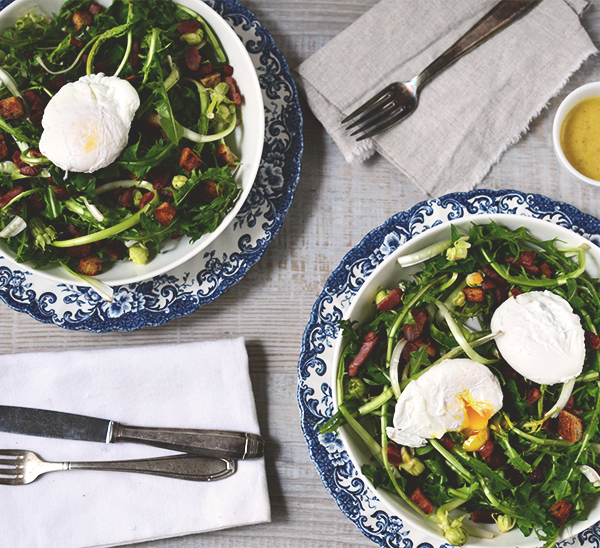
383, 44, 599, 198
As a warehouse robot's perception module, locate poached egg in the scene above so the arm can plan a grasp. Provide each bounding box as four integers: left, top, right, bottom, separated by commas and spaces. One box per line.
490, 291, 585, 385
39, 74, 140, 173
386, 358, 503, 448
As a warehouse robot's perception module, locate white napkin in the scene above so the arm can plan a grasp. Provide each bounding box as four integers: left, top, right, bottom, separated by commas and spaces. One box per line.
296, 0, 597, 196
0, 338, 270, 548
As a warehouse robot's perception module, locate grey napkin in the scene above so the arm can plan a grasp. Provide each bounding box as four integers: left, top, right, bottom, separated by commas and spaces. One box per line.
296, 0, 597, 196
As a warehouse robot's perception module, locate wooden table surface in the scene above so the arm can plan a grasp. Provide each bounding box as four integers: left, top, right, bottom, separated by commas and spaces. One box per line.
2, 1, 600, 547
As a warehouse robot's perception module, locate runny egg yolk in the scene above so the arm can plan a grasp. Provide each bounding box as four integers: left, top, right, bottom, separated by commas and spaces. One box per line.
458, 393, 494, 436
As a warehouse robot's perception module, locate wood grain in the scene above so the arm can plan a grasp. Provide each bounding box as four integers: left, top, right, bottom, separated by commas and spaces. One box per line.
1, 1, 600, 547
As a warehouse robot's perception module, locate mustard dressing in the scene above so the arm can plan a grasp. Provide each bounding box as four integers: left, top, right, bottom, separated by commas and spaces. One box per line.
560, 97, 600, 181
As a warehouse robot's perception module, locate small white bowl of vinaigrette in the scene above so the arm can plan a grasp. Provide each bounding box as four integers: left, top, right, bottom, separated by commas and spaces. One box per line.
553, 82, 600, 187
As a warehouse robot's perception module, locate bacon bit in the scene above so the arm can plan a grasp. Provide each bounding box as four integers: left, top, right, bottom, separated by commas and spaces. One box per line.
78, 253, 102, 276
478, 439, 494, 459
12, 152, 25, 168
48, 75, 68, 91
184, 47, 201, 71
526, 387, 541, 405
440, 437, 454, 451
138, 191, 155, 209
129, 36, 140, 68
0, 186, 23, 208
222, 64, 234, 76
70, 37, 84, 48
23, 90, 45, 112
197, 62, 213, 77
95, 61, 110, 74
528, 465, 544, 484
509, 287, 524, 298
223, 75, 241, 104
509, 251, 537, 267
558, 410, 583, 442
495, 285, 508, 304
463, 287, 485, 302
585, 331, 600, 350
118, 187, 134, 208
377, 288, 403, 312
565, 396, 575, 410
0, 96, 24, 120
89, 2, 103, 14
482, 264, 504, 282
348, 331, 379, 377
19, 165, 39, 177
543, 417, 558, 435
52, 185, 69, 201
177, 20, 202, 34
0, 134, 8, 161
66, 242, 93, 258
411, 487, 434, 514
485, 454, 505, 470
481, 278, 497, 290
386, 443, 403, 467
549, 499, 573, 527
539, 262, 553, 278
470, 509, 495, 524
105, 240, 121, 260
401, 339, 436, 361
402, 308, 427, 341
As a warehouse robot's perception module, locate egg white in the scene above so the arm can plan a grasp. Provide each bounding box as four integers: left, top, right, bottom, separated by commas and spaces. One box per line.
491, 290, 585, 385
386, 358, 503, 448
39, 74, 140, 173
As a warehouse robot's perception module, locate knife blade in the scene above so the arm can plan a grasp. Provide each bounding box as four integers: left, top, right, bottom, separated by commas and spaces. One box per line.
0, 405, 265, 460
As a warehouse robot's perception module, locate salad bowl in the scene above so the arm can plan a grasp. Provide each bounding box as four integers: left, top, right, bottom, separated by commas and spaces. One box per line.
0, 0, 265, 287
298, 190, 600, 548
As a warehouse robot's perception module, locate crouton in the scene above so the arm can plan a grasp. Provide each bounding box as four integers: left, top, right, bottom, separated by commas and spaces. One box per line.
549, 499, 573, 527
0, 96, 25, 120
216, 143, 238, 168
179, 147, 202, 172
154, 202, 176, 227
411, 487, 433, 515
199, 72, 221, 88
462, 287, 485, 302
0, 134, 8, 161
78, 253, 102, 276
72, 11, 93, 31
558, 410, 583, 442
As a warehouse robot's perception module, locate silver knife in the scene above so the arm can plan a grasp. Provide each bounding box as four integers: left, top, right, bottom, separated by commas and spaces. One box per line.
0, 405, 265, 460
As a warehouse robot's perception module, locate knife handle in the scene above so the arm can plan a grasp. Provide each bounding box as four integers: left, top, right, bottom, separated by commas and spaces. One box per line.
69, 454, 236, 482
111, 423, 265, 460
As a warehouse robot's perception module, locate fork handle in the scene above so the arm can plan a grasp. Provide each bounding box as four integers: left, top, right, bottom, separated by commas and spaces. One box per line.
416, 0, 542, 88
68, 454, 236, 481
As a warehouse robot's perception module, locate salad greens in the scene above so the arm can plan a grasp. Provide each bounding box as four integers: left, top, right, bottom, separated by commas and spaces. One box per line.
0, 0, 242, 277
323, 221, 600, 547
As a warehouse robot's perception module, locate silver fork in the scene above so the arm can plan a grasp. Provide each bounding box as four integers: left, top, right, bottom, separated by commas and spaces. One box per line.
0, 449, 236, 484
342, 0, 542, 141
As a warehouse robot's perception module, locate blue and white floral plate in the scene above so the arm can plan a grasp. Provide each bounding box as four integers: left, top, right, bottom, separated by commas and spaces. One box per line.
0, 0, 302, 332
298, 189, 600, 548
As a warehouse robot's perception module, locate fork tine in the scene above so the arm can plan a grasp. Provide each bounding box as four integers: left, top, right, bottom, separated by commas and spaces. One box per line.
0, 458, 20, 467
346, 97, 398, 132
0, 476, 23, 485
0, 449, 23, 456
355, 106, 413, 141
349, 100, 400, 137
341, 84, 395, 125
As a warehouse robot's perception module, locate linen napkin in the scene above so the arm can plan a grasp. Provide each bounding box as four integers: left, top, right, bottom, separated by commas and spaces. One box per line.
0, 338, 270, 548
296, 0, 597, 196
